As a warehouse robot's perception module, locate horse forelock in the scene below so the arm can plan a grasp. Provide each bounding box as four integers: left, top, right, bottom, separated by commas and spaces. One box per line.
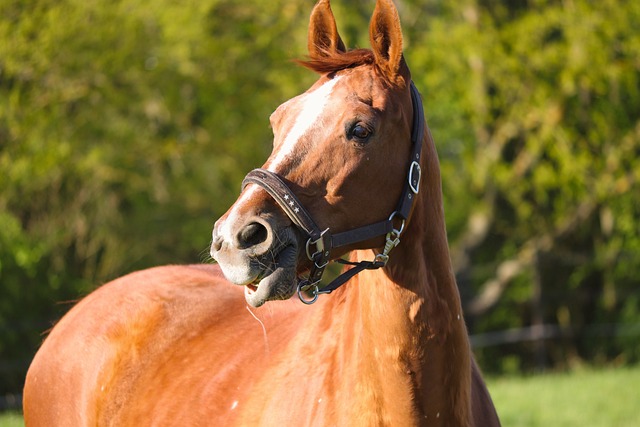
297, 48, 405, 87
297, 48, 373, 73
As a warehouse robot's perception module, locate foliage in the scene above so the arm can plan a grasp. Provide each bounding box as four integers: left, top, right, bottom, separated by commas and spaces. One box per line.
402, 0, 640, 371
1, 0, 639, 396
0, 0, 313, 394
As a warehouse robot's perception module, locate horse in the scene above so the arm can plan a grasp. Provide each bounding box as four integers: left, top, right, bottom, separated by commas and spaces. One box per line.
23, 0, 501, 425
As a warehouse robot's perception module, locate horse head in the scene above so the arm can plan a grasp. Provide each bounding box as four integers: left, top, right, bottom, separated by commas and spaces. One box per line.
211, 0, 422, 307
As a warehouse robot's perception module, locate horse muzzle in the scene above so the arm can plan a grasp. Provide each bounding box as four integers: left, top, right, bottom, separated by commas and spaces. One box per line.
211, 211, 301, 307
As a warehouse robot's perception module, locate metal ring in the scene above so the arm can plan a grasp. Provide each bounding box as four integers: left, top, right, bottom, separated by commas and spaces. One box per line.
387, 211, 406, 236
297, 282, 319, 305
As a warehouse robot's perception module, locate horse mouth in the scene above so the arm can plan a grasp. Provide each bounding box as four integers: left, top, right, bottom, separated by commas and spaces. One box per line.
243, 243, 299, 308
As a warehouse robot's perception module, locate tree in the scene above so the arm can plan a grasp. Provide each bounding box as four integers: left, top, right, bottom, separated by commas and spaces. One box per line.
404, 0, 640, 371
0, 0, 313, 395
1, 0, 639, 398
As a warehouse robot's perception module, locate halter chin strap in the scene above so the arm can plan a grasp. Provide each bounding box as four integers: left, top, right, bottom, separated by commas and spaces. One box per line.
241, 81, 425, 304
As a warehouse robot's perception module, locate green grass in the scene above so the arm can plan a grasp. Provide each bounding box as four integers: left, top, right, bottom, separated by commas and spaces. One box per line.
0, 412, 23, 427
487, 367, 640, 426
2, 367, 639, 426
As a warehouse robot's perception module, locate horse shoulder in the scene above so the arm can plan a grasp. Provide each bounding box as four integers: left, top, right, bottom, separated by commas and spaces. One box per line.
24, 264, 303, 426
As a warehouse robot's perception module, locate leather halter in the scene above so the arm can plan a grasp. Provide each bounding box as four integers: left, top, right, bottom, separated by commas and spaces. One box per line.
241, 81, 425, 304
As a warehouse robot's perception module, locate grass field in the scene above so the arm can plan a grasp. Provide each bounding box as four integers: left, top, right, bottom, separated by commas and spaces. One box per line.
487, 366, 640, 427
0, 412, 22, 427
2, 367, 639, 426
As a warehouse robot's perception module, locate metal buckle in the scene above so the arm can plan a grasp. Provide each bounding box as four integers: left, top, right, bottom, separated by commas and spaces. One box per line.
408, 160, 421, 194
305, 228, 329, 261
315, 258, 329, 269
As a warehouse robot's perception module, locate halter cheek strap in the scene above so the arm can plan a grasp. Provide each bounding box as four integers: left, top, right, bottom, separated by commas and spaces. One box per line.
241, 81, 425, 304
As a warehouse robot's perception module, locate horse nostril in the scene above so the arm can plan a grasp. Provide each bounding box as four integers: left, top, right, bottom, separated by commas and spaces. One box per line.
237, 222, 269, 249
211, 233, 223, 253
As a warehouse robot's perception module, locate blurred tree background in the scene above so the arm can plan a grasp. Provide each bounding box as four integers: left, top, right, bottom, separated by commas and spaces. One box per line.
1, 0, 638, 403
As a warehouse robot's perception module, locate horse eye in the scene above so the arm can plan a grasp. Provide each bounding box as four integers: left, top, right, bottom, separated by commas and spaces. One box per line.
349, 123, 372, 143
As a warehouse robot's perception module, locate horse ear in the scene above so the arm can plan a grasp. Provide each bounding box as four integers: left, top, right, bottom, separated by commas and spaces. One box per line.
369, 0, 404, 83
308, 0, 346, 59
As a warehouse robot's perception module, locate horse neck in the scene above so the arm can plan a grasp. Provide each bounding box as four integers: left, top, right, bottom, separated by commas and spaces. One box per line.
323, 139, 473, 424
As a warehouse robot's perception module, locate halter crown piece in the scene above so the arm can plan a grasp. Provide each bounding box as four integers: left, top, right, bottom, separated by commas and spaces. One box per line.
242, 82, 425, 304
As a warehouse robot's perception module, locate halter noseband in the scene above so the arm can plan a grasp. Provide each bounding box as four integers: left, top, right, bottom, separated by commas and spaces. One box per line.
241, 81, 425, 304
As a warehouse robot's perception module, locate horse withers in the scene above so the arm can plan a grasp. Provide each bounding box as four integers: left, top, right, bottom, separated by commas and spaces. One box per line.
24, 1, 500, 425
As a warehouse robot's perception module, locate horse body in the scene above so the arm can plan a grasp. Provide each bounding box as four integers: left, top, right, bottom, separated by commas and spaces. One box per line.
25, 261, 497, 426
24, 1, 500, 425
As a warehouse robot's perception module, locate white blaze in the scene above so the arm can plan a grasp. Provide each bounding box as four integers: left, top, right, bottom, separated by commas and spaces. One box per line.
268, 76, 342, 171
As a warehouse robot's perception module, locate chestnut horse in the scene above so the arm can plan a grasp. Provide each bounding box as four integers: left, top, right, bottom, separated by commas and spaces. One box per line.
24, 1, 500, 425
